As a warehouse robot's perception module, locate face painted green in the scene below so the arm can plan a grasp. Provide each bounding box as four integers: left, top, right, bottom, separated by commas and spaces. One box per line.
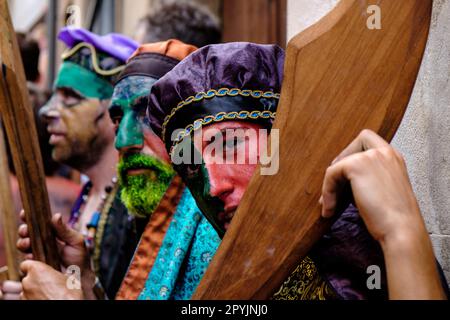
172, 140, 226, 238
110, 76, 157, 149
111, 76, 174, 218
54, 62, 114, 100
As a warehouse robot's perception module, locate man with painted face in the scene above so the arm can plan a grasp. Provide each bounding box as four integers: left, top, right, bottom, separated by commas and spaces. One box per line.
110, 41, 220, 300
2, 27, 140, 300
148, 42, 449, 299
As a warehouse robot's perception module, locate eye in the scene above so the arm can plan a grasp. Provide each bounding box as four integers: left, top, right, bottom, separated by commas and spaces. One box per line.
133, 98, 149, 122
224, 135, 245, 151
108, 107, 123, 133
59, 88, 85, 108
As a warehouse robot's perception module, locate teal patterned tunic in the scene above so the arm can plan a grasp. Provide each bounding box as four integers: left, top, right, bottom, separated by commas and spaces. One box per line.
138, 188, 221, 300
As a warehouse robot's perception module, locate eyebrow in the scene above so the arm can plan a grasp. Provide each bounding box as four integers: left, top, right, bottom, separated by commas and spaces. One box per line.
59, 87, 86, 100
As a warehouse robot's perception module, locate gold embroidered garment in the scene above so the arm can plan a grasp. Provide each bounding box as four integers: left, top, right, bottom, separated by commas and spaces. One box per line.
272, 256, 336, 300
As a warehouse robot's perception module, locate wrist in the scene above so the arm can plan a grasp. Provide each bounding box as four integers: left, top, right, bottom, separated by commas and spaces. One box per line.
380, 224, 427, 254
378, 204, 427, 251
80, 268, 97, 300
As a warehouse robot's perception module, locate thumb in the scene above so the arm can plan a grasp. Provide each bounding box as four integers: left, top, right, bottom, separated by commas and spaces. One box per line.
19, 260, 35, 275
51, 214, 84, 246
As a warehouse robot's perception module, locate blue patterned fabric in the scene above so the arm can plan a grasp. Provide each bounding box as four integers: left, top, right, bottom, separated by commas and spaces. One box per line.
138, 188, 220, 300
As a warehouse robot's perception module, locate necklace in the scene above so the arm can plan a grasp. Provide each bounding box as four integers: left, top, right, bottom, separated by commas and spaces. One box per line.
69, 182, 92, 228
69, 177, 118, 253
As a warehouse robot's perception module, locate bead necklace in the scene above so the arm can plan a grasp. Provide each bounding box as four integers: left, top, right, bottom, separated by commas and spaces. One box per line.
69, 177, 118, 253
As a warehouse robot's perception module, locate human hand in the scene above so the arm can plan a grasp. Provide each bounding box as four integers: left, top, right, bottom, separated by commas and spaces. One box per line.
20, 260, 83, 300
320, 129, 424, 245
0, 281, 22, 300
17, 211, 89, 271
320, 130, 446, 300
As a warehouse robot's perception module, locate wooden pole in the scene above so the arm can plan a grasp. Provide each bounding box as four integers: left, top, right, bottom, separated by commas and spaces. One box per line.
0, 121, 20, 281
0, 0, 60, 269
193, 0, 432, 299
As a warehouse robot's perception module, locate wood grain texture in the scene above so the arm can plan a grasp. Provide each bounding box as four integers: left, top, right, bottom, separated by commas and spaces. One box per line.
193, 0, 432, 300
223, 0, 287, 48
0, 266, 9, 282
0, 0, 60, 269
0, 122, 20, 281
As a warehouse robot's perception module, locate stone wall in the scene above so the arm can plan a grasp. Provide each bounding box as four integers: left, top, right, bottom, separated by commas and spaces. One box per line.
287, 0, 450, 284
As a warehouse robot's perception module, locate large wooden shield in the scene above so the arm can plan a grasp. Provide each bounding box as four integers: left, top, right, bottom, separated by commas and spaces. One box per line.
0, 0, 60, 269
194, 0, 432, 299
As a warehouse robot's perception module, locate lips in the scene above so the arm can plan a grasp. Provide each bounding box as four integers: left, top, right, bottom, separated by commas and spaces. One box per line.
126, 168, 155, 176
121, 166, 158, 183
48, 130, 66, 145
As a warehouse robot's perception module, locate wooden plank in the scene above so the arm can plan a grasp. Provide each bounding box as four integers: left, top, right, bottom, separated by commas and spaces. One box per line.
0, 0, 60, 269
0, 266, 9, 282
223, 0, 287, 48
0, 121, 20, 281
194, 0, 432, 299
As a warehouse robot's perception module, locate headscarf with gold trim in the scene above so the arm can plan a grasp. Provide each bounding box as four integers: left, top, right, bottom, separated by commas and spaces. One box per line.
54, 27, 138, 100
147, 42, 285, 154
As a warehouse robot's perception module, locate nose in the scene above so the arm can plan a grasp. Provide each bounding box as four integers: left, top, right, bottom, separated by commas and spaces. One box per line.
115, 112, 144, 154
205, 162, 234, 201
39, 99, 60, 123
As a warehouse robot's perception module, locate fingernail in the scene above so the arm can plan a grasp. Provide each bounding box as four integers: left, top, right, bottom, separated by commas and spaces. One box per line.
318, 196, 323, 205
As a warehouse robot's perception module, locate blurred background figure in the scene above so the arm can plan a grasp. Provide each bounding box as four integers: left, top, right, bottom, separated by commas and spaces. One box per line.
0, 33, 81, 267
16, 33, 41, 84
134, 1, 222, 47
12, 32, 81, 220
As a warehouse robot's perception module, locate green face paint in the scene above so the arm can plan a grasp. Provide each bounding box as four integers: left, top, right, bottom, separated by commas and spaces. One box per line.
173, 140, 226, 238
111, 75, 174, 218
119, 153, 175, 218
54, 62, 114, 100
110, 76, 157, 150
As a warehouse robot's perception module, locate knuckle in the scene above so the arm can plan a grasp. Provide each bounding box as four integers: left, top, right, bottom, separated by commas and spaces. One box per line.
21, 277, 30, 290
393, 148, 406, 163
359, 129, 375, 140
380, 146, 399, 162
18, 224, 27, 234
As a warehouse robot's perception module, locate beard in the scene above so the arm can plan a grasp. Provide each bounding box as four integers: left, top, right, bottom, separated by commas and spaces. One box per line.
118, 153, 175, 218
53, 134, 109, 171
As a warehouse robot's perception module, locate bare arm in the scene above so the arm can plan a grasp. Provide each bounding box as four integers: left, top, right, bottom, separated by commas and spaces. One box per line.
320, 129, 446, 300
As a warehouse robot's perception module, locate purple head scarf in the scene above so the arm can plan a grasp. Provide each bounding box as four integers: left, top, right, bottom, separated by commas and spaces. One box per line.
59, 27, 139, 62
147, 42, 285, 151
54, 27, 139, 100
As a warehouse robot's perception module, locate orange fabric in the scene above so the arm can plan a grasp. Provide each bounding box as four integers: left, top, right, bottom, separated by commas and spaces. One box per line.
128, 39, 197, 62
115, 175, 185, 300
